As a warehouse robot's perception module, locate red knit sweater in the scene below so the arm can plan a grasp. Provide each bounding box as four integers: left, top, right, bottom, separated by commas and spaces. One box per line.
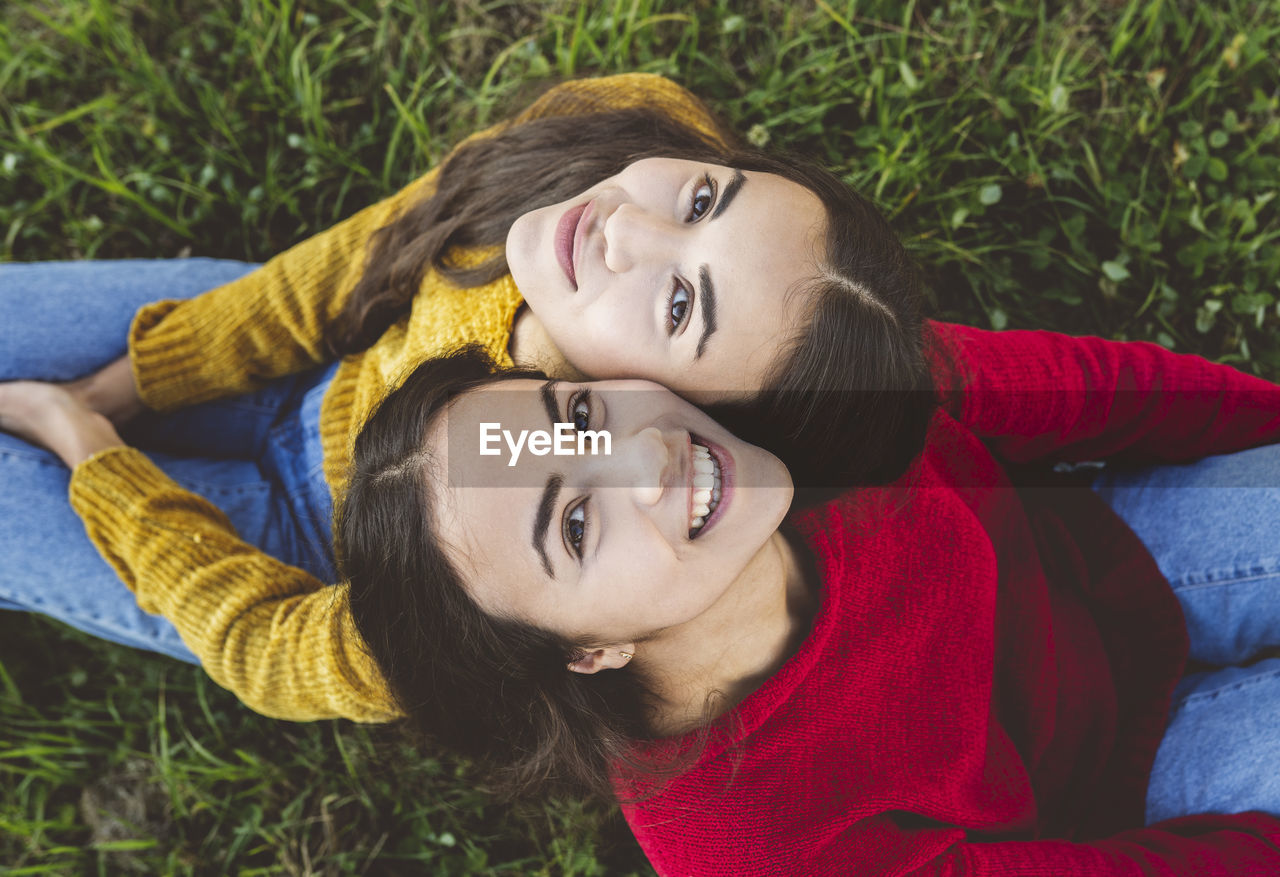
622, 323, 1280, 876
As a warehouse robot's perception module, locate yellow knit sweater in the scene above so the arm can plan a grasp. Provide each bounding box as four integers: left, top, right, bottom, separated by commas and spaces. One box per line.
67, 74, 722, 722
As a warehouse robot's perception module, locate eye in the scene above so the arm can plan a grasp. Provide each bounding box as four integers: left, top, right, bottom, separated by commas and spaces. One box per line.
665, 280, 692, 335
686, 174, 716, 222
568, 389, 592, 432
564, 500, 587, 558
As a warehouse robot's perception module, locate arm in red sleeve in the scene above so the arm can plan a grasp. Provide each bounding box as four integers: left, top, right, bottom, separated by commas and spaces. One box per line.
950, 812, 1280, 876
927, 320, 1280, 464
635, 810, 1280, 876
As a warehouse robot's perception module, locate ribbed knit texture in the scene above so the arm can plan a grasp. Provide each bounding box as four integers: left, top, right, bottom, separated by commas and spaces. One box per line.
623, 323, 1280, 875
70, 445, 394, 720
66, 73, 723, 721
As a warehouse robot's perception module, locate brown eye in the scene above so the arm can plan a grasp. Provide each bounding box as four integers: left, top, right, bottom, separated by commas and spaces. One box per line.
666, 281, 692, 335
565, 502, 587, 557
688, 176, 715, 221
569, 390, 591, 431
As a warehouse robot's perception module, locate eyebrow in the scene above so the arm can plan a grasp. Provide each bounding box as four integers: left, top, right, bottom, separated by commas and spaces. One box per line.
539, 379, 561, 427
695, 265, 718, 359
693, 170, 741, 360
532, 473, 562, 579
711, 169, 745, 220
532, 380, 564, 578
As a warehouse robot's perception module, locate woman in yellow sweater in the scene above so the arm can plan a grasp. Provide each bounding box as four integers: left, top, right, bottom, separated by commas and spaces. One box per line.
0, 73, 930, 722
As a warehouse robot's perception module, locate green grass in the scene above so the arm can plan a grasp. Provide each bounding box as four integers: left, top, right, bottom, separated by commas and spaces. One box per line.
1, 0, 1278, 872
0, 615, 646, 875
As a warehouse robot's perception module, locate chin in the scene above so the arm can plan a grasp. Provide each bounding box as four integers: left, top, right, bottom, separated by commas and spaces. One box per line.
756, 461, 796, 528
505, 218, 538, 293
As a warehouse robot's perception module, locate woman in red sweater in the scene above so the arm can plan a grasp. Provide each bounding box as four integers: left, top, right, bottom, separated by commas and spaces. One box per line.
338, 327, 1280, 876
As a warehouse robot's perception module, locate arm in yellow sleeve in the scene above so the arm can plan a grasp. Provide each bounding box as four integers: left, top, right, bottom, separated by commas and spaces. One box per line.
127, 168, 443, 412
514, 72, 730, 143
69, 446, 400, 722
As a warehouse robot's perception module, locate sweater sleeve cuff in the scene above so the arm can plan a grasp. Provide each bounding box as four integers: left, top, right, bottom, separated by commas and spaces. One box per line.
128, 298, 211, 411
70, 444, 189, 511
68, 446, 234, 595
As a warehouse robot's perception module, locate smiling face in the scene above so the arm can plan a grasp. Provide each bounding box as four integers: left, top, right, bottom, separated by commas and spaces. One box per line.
424, 377, 794, 649
505, 158, 826, 402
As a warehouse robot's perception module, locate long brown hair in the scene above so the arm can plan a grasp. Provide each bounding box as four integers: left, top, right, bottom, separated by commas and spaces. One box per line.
330, 95, 935, 492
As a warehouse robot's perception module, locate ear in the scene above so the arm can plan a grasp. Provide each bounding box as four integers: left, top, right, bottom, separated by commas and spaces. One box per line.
566, 645, 636, 675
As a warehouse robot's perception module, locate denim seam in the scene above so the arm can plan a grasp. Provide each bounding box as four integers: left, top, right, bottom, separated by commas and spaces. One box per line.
1172, 667, 1280, 709
1169, 564, 1280, 590
175, 481, 273, 498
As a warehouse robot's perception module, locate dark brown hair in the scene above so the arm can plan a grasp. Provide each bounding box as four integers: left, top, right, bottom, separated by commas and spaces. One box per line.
699, 154, 933, 495
327, 95, 935, 492
341, 347, 675, 802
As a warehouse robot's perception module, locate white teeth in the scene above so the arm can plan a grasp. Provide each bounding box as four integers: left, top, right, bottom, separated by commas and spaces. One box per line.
689, 440, 724, 536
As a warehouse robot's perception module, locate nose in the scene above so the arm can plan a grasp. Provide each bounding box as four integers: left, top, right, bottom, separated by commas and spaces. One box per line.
602, 202, 677, 274
627, 426, 673, 507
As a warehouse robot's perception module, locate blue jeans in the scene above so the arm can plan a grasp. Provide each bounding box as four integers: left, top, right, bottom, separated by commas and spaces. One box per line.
1093, 445, 1280, 824
0, 259, 337, 664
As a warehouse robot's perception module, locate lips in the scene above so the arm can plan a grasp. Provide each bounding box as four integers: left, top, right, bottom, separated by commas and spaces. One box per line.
555, 202, 586, 290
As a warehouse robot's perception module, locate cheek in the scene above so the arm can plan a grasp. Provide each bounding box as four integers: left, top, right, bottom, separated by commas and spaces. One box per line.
647, 560, 734, 628
508, 206, 562, 288
507, 210, 535, 258
558, 309, 650, 379
675, 385, 723, 406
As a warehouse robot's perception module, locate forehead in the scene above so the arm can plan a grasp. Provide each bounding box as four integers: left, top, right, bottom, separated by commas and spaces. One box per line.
427, 380, 552, 610
715, 167, 824, 289
688, 166, 826, 393
430, 378, 555, 491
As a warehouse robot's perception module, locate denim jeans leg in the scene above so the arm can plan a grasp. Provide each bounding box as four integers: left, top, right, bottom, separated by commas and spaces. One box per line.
1, 256, 293, 511
125, 365, 330, 461
1092, 443, 1280, 822
1144, 658, 1280, 823
0, 431, 202, 662
0, 258, 259, 381
1092, 442, 1280, 666
261, 363, 340, 582
0, 259, 346, 665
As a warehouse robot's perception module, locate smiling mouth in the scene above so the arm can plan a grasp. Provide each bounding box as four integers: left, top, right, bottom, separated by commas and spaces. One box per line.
555, 203, 586, 290
688, 439, 724, 538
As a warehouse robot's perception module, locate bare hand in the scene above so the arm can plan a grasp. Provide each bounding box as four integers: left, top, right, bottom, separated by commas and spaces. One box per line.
63, 355, 146, 426
0, 381, 126, 468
